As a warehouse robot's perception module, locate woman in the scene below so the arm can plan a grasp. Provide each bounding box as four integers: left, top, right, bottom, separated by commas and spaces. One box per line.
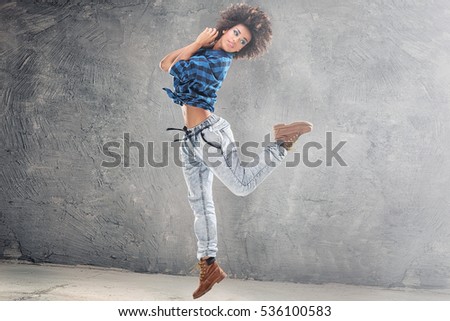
160, 3, 313, 299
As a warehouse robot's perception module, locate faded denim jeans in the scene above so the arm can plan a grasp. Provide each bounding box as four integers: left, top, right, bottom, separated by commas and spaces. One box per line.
176, 113, 287, 260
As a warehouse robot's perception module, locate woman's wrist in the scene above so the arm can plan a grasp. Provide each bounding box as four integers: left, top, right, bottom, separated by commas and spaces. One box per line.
191, 40, 204, 50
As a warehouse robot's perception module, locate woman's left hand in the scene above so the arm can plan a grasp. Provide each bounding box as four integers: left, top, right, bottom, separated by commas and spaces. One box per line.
195, 27, 219, 47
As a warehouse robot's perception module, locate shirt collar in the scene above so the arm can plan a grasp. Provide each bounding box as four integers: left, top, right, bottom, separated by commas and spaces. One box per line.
199, 48, 235, 59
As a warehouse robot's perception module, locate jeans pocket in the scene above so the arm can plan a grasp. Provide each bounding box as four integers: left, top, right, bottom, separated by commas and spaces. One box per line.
200, 128, 223, 150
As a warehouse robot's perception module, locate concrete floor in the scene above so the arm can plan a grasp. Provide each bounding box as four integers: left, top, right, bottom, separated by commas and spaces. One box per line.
1, 260, 449, 301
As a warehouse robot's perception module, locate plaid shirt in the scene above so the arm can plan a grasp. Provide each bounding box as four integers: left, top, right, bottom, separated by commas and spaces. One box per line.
162, 48, 234, 112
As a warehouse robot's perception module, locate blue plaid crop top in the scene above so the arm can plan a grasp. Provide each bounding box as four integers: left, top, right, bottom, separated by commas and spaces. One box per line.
162, 48, 234, 112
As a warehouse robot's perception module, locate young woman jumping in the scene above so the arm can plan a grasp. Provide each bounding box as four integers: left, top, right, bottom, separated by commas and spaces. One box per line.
160, 3, 313, 299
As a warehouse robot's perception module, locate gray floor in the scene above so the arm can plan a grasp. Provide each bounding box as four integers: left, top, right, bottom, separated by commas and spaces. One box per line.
1, 260, 449, 301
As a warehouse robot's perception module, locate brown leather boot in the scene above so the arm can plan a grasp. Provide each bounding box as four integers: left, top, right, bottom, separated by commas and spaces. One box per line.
192, 258, 227, 299
273, 121, 313, 151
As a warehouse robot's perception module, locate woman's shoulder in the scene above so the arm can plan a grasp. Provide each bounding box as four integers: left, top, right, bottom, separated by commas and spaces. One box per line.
194, 47, 234, 60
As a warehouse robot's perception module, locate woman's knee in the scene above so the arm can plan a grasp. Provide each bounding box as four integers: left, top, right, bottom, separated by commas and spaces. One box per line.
228, 184, 254, 197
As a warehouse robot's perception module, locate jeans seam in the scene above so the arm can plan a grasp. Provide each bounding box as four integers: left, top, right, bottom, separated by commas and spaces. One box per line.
223, 143, 282, 191
195, 132, 211, 256
219, 125, 283, 189
199, 166, 210, 258
186, 134, 210, 258
188, 126, 284, 194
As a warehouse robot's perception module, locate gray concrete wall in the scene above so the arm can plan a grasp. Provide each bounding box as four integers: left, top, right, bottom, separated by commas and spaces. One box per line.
1, 0, 449, 289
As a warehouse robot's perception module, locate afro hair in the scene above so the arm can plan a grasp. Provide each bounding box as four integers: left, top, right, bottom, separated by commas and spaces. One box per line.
214, 3, 272, 59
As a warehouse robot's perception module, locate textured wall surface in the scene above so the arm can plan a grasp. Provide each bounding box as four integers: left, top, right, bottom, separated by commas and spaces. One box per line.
1, 0, 450, 288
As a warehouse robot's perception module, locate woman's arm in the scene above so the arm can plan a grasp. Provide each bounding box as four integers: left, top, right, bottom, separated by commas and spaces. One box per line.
159, 27, 218, 73
159, 45, 189, 72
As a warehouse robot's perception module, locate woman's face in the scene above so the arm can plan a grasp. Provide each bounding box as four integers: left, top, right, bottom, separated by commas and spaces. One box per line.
215, 24, 252, 53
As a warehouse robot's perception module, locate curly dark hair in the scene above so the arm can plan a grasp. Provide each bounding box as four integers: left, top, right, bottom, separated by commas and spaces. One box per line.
214, 3, 272, 59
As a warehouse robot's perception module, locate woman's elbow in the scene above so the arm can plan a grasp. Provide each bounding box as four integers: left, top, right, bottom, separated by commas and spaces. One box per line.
159, 60, 169, 72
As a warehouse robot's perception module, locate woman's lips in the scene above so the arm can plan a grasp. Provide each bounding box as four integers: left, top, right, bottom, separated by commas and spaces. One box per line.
227, 40, 234, 49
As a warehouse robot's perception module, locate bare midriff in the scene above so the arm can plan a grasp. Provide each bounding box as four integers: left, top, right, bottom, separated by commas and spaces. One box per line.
182, 104, 212, 129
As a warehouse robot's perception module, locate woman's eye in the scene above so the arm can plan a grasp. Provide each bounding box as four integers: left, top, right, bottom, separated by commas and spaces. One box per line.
240, 40, 246, 45
233, 30, 238, 36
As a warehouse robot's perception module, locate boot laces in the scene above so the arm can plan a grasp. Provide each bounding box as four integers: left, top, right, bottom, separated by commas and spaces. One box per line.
198, 261, 208, 281
191, 260, 208, 281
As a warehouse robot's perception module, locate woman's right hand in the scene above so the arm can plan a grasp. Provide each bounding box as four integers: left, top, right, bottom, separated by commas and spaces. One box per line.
195, 27, 219, 47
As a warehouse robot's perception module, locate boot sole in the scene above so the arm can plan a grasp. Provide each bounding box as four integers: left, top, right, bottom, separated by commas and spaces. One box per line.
273, 122, 313, 145
273, 121, 313, 131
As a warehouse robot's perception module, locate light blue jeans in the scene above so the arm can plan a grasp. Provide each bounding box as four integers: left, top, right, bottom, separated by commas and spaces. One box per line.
178, 114, 287, 260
